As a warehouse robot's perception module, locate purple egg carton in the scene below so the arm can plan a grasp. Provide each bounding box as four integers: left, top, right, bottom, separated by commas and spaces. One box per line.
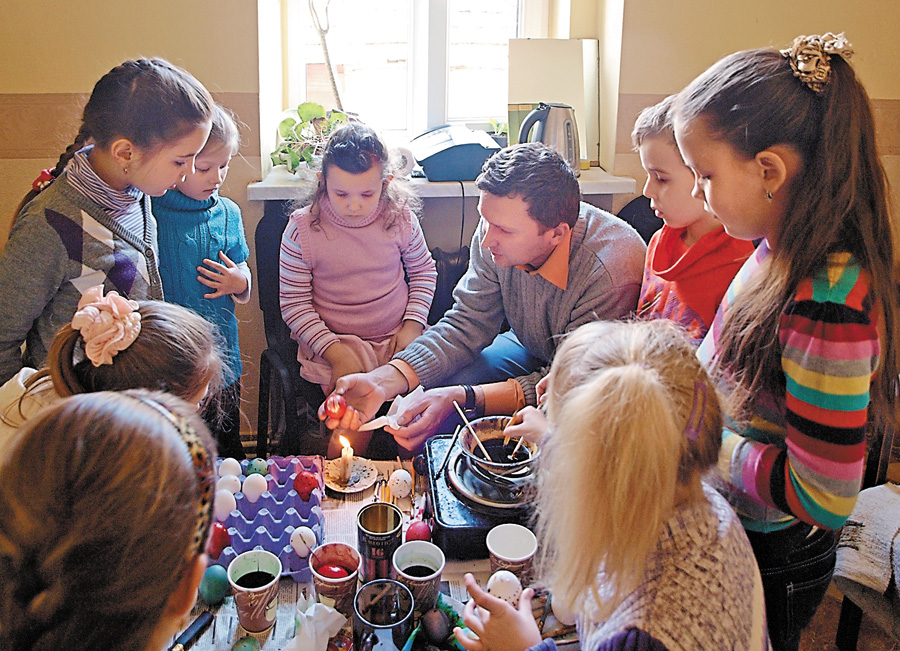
213, 455, 326, 583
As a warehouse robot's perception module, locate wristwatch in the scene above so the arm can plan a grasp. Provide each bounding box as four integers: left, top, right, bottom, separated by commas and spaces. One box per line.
462, 384, 478, 421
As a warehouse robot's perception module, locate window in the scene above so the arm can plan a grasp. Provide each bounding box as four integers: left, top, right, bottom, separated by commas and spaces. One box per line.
286, 0, 548, 140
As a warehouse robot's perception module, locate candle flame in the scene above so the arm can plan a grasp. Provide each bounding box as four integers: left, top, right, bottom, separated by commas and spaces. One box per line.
339, 435, 351, 449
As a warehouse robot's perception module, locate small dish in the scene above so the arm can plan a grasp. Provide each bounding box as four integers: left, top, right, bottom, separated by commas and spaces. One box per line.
324, 457, 379, 493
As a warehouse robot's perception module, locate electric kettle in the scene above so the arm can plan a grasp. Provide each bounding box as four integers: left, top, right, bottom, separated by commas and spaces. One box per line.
517, 102, 580, 175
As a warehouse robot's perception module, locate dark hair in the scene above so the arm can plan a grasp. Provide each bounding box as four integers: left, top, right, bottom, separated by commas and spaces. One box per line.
475, 142, 581, 229
309, 122, 420, 230
27, 300, 223, 403
15, 58, 213, 218
0, 390, 215, 651
631, 95, 677, 149
673, 45, 899, 425
207, 103, 242, 156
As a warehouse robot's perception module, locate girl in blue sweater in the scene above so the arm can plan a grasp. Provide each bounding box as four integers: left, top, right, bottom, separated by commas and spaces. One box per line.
152, 104, 251, 459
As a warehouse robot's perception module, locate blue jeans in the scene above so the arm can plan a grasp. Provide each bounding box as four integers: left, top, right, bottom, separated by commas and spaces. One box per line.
746, 523, 837, 651
436, 331, 544, 433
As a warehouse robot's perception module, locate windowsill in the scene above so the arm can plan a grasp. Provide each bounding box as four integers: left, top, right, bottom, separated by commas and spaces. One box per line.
247, 165, 635, 201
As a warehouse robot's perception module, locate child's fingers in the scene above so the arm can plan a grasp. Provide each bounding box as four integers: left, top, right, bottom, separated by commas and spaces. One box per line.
453, 626, 484, 651
217, 251, 236, 266
196, 275, 219, 289
201, 259, 228, 273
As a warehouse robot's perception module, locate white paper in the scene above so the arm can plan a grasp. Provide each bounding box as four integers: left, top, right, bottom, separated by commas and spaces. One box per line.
357, 386, 425, 430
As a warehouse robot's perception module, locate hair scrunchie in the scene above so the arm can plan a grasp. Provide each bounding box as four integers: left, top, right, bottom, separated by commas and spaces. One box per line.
70, 286, 141, 367
780, 32, 854, 94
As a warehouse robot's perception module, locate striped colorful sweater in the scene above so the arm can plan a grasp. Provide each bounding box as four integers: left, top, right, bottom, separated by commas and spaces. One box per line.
698, 241, 880, 532
279, 196, 436, 357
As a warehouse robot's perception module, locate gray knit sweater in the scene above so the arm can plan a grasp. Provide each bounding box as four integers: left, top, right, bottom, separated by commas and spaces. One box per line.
395, 202, 645, 404
0, 174, 162, 383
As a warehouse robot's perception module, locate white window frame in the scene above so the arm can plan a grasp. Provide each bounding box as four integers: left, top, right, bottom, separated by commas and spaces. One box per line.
283, 0, 549, 140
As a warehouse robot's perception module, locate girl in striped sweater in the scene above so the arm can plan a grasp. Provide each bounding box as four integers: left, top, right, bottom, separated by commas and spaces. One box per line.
279, 123, 437, 456
673, 33, 899, 651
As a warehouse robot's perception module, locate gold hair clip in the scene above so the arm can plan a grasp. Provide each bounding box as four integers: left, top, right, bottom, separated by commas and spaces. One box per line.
780, 32, 853, 94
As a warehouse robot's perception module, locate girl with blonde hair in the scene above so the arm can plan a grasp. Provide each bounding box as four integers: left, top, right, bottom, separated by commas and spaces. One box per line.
0, 389, 216, 651
0, 285, 223, 450
456, 320, 769, 651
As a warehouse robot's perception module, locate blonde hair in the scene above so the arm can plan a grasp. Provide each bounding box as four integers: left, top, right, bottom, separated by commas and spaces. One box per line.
536, 320, 722, 621
6, 301, 223, 419
0, 390, 215, 651
631, 94, 677, 149
206, 103, 241, 157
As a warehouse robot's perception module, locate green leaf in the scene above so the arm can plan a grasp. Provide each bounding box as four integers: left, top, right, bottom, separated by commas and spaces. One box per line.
287, 148, 301, 172
329, 110, 348, 124
278, 117, 298, 139
297, 102, 326, 122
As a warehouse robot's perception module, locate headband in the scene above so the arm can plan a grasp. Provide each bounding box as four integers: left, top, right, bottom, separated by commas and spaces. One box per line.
71, 285, 141, 366
780, 32, 853, 94
134, 396, 214, 559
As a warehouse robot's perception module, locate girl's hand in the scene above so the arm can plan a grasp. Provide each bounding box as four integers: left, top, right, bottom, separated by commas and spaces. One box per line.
535, 375, 549, 407
389, 320, 424, 355
503, 407, 549, 444
198, 251, 248, 299
455, 573, 540, 651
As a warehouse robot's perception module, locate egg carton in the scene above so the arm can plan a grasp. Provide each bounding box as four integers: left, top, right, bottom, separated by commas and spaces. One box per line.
213, 455, 326, 583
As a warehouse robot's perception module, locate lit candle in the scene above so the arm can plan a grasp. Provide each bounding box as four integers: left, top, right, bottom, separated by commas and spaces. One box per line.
339, 435, 354, 483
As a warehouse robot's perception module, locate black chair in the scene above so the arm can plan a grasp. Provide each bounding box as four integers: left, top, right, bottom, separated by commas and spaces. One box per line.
254, 203, 471, 458
834, 411, 898, 650
617, 195, 662, 244
255, 201, 328, 458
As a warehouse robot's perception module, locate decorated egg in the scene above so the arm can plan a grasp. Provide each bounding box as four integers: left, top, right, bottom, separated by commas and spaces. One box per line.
231, 636, 261, 651
214, 488, 237, 521
486, 570, 522, 607
422, 607, 451, 643
241, 473, 267, 503
216, 474, 242, 495
405, 520, 431, 542
318, 564, 349, 578
246, 458, 269, 476
293, 470, 319, 501
207, 522, 231, 559
290, 526, 317, 558
388, 469, 412, 499
324, 393, 347, 419
199, 564, 230, 605
219, 457, 242, 478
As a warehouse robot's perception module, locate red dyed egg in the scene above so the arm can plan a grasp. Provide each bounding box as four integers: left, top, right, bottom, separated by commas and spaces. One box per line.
405, 520, 431, 542
319, 564, 350, 578
293, 470, 319, 501
324, 394, 347, 420
207, 522, 230, 559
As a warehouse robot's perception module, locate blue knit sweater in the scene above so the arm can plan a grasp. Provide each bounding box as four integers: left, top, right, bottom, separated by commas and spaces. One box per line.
152, 189, 249, 384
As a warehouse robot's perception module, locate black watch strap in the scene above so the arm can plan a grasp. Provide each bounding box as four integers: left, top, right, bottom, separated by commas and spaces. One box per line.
462, 384, 477, 418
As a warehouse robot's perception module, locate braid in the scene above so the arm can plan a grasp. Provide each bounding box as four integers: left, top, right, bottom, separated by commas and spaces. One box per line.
51, 124, 91, 180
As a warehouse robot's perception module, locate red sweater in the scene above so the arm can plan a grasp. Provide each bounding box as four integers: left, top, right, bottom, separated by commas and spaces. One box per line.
637, 225, 754, 340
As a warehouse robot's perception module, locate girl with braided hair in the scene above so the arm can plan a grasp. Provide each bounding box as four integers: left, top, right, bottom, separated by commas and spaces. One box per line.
0, 389, 217, 651
0, 58, 213, 385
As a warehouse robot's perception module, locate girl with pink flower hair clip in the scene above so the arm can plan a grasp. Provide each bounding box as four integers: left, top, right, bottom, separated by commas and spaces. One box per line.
0, 285, 224, 454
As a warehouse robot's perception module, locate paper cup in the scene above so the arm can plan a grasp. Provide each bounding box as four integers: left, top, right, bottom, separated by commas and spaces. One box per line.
226, 549, 282, 633
310, 542, 361, 618
357, 502, 404, 582
391, 540, 445, 614
486, 523, 537, 584
353, 579, 415, 651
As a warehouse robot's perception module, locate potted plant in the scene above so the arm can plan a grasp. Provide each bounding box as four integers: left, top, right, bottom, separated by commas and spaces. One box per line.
270, 102, 348, 174
489, 118, 509, 148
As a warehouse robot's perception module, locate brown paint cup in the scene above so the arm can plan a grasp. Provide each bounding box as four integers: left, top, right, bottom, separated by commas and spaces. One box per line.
357, 502, 404, 583
226, 549, 282, 633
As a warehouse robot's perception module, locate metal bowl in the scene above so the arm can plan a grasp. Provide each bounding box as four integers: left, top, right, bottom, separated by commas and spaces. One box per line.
457, 415, 540, 476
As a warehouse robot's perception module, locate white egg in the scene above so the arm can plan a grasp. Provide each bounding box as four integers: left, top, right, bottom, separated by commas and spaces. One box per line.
242, 473, 268, 503
214, 488, 237, 521
219, 458, 243, 478
388, 469, 412, 499
290, 526, 317, 558
486, 570, 522, 607
216, 475, 242, 494
551, 597, 577, 626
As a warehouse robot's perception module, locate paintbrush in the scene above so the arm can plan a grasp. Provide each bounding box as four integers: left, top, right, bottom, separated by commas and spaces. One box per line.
453, 400, 492, 461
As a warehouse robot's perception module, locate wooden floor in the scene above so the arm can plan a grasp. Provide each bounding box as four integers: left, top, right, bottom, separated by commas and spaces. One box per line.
800, 589, 899, 651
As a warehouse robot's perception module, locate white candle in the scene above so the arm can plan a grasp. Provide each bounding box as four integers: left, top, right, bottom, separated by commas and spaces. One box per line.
339, 435, 354, 483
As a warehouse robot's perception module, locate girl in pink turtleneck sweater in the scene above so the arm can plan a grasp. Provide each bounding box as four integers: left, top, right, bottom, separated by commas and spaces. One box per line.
279, 123, 437, 453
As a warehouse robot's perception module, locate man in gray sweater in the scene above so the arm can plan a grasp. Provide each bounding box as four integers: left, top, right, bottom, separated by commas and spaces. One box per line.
324, 143, 646, 452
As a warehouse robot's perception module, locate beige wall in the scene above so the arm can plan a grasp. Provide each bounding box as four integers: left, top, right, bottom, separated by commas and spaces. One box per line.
0, 0, 267, 437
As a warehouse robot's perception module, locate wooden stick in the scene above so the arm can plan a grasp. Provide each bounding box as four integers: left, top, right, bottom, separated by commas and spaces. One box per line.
502, 411, 520, 447
509, 436, 526, 460
437, 424, 462, 478
453, 400, 492, 461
